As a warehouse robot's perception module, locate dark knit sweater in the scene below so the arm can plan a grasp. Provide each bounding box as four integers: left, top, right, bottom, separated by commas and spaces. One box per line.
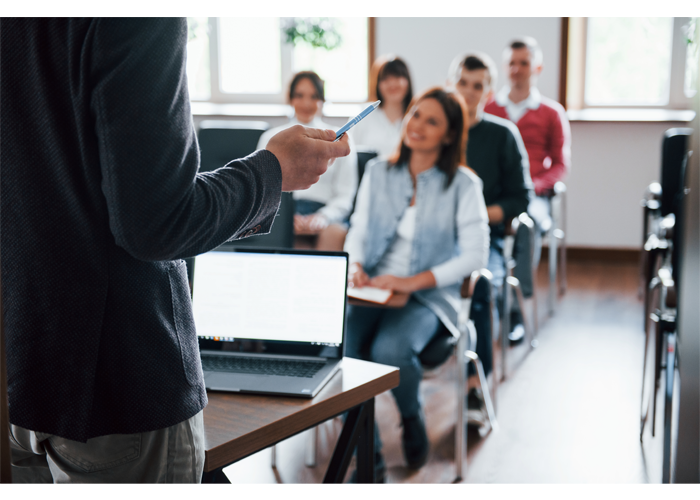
1, 18, 282, 442
466, 113, 533, 239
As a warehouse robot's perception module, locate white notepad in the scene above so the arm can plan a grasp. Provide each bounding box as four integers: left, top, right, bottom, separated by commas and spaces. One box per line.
347, 286, 393, 305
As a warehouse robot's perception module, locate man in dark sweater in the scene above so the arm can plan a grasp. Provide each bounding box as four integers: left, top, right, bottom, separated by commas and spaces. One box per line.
1, 18, 349, 483
447, 52, 533, 429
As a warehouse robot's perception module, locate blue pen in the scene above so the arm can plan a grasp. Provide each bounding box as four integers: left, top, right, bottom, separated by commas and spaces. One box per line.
334, 100, 381, 142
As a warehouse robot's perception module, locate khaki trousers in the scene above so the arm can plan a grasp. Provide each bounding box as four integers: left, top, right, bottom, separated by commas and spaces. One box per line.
8, 411, 204, 483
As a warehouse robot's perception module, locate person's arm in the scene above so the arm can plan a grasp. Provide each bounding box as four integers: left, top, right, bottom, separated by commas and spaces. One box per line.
492, 124, 534, 222
91, 19, 348, 261
316, 135, 359, 223
533, 104, 571, 195
344, 165, 372, 268
430, 173, 490, 288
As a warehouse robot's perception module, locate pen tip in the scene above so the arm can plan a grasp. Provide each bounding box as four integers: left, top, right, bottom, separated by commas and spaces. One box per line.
373, 100, 381, 107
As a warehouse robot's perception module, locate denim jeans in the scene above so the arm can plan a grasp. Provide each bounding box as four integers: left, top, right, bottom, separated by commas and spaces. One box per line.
345, 298, 441, 419
294, 198, 325, 216
8, 411, 205, 483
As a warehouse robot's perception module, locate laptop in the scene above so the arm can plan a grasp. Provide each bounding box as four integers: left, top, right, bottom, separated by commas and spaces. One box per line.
191, 247, 348, 398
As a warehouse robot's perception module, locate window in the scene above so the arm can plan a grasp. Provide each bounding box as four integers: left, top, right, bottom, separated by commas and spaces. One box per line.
566, 17, 695, 109
186, 17, 370, 104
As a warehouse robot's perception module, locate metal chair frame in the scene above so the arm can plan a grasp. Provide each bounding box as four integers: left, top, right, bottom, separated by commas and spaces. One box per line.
272, 270, 499, 482
546, 181, 568, 316
501, 213, 538, 381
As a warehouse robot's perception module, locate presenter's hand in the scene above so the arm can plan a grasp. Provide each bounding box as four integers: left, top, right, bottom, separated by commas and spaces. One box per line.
266, 126, 351, 192
348, 263, 370, 288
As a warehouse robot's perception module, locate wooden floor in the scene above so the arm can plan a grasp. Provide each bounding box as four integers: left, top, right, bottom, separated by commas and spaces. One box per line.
221, 258, 667, 483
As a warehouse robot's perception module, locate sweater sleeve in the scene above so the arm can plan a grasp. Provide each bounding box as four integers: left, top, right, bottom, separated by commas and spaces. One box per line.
343, 165, 372, 267
91, 18, 282, 261
494, 124, 534, 221
317, 134, 358, 223
533, 104, 571, 194
430, 172, 490, 288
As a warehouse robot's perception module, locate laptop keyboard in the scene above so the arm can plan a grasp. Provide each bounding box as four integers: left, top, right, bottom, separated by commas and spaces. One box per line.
201, 355, 325, 378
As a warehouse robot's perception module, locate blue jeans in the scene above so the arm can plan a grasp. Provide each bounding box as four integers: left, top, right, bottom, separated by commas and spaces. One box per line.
345, 298, 441, 420
295, 199, 325, 216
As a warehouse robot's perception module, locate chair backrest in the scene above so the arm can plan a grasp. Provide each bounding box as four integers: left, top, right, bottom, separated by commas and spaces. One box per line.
356, 149, 379, 185
0, 250, 11, 483
660, 128, 692, 217
511, 213, 536, 298
197, 120, 271, 173
351, 149, 379, 215
672, 151, 690, 295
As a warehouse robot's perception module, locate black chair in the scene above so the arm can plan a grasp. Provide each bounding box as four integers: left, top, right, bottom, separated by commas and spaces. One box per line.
639, 129, 691, 351
197, 120, 271, 173
351, 149, 379, 214
640, 130, 691, 483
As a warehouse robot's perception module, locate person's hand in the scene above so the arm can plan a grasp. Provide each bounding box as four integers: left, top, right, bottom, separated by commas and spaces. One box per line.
265, 126, 351, 192
294, 213, 329, 235
368, 274, 416, 293
486, 204, 504, 224
348, 263, 370, 288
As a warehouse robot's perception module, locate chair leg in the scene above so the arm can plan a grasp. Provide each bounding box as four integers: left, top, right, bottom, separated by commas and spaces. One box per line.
508, 277, 533, 350
500, 277, 511, 382
556, 229, 567, 296
531, 264, 539, 342
305, 426, 318, 467
662, 332, 677, 483
548, 226, 557, 316
465, 351, 498, 431
271, 444, 277, 468
652, 318, 663, 438
455, 323, 468, 481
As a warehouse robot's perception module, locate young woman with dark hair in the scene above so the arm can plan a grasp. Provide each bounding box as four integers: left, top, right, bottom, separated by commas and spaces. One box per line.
343, 87, 489, 478
352, 55, 414, 157
257, 71, 358, 249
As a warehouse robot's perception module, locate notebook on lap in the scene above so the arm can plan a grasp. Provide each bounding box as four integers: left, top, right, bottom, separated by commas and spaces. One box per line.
192, 247, 348, 398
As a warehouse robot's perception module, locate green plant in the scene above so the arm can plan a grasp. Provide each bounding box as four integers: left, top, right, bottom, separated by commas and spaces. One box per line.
282, 18, 342, 51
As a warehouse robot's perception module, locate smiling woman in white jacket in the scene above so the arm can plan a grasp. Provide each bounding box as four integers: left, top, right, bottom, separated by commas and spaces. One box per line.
257, 71, 358, 250
352, 55, 414, 158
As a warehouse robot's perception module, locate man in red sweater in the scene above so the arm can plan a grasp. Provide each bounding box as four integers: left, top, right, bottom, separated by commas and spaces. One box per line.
485, 36, 571, 341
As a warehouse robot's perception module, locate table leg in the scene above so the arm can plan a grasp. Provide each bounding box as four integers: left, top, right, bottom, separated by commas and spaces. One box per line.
201, 467, 231, 483
323, 399, 375, 483
356, 399, 375, 483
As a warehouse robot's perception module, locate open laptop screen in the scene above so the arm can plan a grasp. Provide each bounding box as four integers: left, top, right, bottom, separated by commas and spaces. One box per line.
192, 248, 348, 354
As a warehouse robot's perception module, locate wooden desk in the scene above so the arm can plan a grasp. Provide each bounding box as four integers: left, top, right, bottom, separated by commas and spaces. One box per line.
202, 357, 399, 483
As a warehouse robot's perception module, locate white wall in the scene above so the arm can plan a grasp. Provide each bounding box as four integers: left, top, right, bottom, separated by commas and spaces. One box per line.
375, 17, 692, 250
375, 17, 561, 101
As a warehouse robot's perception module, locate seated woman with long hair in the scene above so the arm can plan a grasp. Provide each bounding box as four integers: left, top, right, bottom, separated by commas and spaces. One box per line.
344, 87, 489, 477
353, 55, 414, 157
257, 71, 358, 250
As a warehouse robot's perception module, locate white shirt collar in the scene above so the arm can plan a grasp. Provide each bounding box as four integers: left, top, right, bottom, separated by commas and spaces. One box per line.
495, 86, 541, 110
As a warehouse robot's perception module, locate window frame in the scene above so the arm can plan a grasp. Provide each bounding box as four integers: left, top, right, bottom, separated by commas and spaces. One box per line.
193, 17, 374, 105
564, 17, 693, 111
